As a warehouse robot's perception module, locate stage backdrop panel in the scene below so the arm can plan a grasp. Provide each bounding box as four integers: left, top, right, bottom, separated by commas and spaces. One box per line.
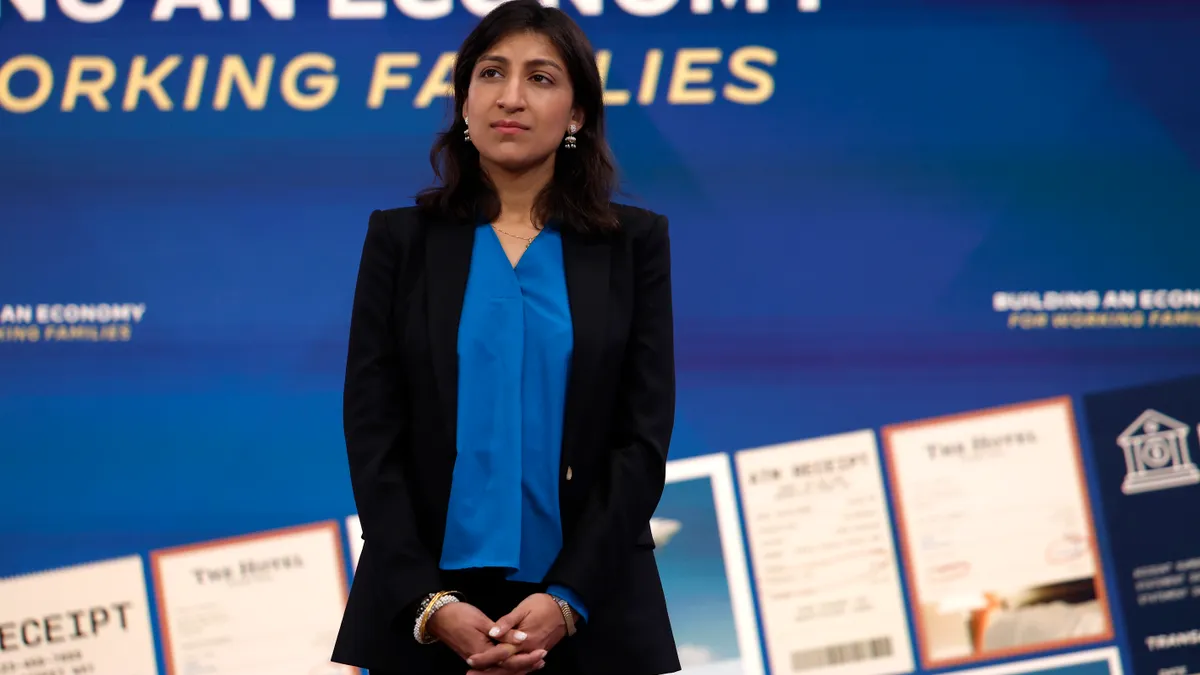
0, 555, 160, 675
658, 453, 765, 675
734, 429, 913, 675
881, 397, 1112, 670
4, 2, 1200, 675
1079, 374, 1200, 675
941, 646, 1123, 675
150, 522, 352, 675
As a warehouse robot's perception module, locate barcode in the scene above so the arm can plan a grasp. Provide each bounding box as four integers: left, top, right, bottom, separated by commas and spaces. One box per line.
790, 636, 893, 672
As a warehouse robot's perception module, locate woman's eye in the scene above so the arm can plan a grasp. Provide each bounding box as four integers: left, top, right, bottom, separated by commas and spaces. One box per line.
481, 68, 501, 78
530, 74, 551, 84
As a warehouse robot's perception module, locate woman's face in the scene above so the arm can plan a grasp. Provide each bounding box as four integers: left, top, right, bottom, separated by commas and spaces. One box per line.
463, 30, 582, 174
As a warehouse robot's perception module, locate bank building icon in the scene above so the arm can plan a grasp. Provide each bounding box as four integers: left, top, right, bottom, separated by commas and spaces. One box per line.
1117, 409, 1200, 495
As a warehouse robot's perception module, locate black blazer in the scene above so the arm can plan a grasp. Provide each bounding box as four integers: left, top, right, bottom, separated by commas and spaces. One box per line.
330, 204, 681, 675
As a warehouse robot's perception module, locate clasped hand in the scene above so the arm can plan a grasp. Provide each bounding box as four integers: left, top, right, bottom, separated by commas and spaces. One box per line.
426, 593, 567, 675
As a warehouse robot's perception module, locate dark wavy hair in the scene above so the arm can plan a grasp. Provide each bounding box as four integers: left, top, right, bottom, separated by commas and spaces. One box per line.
414, 0, 619, 234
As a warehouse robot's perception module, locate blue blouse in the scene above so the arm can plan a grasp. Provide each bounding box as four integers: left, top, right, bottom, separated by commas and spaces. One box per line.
439, 223, 588, 621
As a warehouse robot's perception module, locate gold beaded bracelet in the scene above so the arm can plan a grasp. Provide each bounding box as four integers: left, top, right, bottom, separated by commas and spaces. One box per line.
414, 591, 462, 644
550, 596, 577, 637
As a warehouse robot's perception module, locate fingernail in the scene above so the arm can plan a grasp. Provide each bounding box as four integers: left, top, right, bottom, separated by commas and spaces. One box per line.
536, 650, 547, 659
514, 631, 527, 641
466, 658, 475, 667
488, 627, 500, 638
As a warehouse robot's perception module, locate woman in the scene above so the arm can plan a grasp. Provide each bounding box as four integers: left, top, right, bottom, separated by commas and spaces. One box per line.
329, 1, 680, 674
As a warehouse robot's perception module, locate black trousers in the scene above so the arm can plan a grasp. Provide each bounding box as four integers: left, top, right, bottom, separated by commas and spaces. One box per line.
370, 568, 581, 675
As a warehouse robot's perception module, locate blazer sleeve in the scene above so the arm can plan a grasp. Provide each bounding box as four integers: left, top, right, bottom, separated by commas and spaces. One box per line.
343, 210, 443, 625
545, 213, 676, 609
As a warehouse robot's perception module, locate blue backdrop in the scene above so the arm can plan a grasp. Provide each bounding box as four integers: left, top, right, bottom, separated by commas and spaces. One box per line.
2, 0, 1199, 674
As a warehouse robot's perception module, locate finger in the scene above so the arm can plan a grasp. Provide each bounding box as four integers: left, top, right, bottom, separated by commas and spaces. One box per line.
495, 627, 529, 645
467, 664, 543, 675
487, 610, 528, 642
500, 649, 547, 671
466, 642, 520, 670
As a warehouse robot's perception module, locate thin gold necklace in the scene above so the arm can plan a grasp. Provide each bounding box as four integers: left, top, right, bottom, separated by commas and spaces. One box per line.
492, 224, 541, 251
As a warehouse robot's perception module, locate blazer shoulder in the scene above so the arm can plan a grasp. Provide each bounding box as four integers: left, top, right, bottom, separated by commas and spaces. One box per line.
371, 204, 424, 228
367, 205, 428, 248
611, 202, 668, 240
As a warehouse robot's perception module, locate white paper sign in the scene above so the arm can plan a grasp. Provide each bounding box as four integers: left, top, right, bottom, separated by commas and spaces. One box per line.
0, 555, 159, 675
344, 516, 362, 571
151, 522, 354, 675
735, 429, 914, 675
883, 397, 1112, 669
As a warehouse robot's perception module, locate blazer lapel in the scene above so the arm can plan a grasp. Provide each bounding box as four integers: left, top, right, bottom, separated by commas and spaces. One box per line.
561, 227, 611, 464
425, 220, 476, 452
